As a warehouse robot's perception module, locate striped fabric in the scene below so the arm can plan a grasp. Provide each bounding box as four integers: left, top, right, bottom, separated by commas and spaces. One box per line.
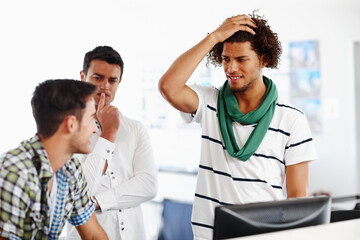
181, 84, 318, 240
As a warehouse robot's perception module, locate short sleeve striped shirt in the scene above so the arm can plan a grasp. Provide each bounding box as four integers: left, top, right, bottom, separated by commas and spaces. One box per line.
181, 84, 318, 240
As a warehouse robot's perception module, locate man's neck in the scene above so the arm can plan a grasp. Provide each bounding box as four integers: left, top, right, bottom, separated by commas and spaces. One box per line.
234, 77, 267, 114
40, 135, 72, 174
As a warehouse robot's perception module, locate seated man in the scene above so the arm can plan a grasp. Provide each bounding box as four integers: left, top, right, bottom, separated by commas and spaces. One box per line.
0, 79, 108, 239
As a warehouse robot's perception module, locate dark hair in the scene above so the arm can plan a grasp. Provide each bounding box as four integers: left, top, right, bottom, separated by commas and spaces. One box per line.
207, 11, 282, 69
83, 46, 124, 78
31, 79, 97, 138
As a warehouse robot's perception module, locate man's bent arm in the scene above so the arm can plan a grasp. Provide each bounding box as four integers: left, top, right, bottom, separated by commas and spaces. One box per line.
75, 213, 108, 240
158, 14, 257, 114
158, 33, 217, 114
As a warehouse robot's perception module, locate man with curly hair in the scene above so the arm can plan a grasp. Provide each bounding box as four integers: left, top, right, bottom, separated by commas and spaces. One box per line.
159, 13, 317, 239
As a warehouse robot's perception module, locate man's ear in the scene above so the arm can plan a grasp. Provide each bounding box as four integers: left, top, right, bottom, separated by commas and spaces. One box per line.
63, 115, 79, 134
260, 55, 268, 68
80, 70, 86, 81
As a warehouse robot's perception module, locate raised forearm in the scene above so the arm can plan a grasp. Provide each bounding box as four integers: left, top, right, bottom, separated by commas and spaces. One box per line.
159, 34, 218, 93
158, 33, 218, 113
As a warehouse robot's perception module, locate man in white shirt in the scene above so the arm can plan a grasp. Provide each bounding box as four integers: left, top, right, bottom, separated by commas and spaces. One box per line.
66, 46, 158, 240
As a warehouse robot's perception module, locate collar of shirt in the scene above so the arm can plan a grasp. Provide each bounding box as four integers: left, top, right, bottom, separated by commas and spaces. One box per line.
24, 134, 53, 184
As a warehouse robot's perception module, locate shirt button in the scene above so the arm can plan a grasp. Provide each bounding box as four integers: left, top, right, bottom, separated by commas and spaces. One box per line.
121, 228, 124, 231
121, 222, 124, 225
111, 172, 114, 175
119, 210, 122, 212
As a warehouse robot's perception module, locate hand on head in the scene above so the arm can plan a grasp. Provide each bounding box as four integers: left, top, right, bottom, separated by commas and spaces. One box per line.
212, 14, 257, 43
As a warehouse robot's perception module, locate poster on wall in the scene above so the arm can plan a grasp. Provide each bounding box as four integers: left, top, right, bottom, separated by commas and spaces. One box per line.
289, 40, 322, 133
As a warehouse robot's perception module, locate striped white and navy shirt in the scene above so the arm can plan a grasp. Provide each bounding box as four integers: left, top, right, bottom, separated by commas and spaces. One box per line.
181, 84, 317, 240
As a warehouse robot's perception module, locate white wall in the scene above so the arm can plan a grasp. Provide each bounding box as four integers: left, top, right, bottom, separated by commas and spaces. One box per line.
1, 0, 360, 203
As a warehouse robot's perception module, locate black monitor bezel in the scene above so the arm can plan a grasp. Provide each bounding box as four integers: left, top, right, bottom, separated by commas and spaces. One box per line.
213, 196, 331, 239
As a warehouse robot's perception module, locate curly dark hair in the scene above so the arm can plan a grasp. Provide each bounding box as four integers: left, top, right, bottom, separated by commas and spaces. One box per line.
207, 12, 282, 69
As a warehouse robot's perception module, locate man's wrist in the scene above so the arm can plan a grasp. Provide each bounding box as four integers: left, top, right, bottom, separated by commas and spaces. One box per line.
93, 196, 101, 211
100, 132, 117, 143
206, 31, 222, 45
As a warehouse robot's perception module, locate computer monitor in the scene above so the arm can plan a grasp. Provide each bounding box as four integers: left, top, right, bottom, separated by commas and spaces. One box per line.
213, 196, 331, 239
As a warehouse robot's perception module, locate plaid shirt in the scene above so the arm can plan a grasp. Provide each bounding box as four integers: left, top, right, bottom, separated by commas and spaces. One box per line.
0, 135, 95, 240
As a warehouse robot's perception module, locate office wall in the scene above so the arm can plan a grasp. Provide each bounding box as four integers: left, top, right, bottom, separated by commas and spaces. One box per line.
0, 0, 359, 201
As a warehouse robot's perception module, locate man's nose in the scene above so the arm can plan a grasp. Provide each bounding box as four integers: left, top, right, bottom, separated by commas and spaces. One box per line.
227, 61, 238, 73
100, 80, 110, 90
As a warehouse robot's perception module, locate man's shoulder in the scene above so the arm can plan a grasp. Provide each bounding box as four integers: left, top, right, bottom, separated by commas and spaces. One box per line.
119, 112, 147, 131
273, 97, 309, 129
275, 97, 305, 116
188, 84, 220, 108
62, 156, 83, 179
0, 142, 40, 198
59, 158, 88, 196
0, 141, 36, 175
189, 83, 220, 94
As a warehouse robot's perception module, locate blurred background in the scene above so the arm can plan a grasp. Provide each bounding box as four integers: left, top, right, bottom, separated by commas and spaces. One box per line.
1, 0, 360, 239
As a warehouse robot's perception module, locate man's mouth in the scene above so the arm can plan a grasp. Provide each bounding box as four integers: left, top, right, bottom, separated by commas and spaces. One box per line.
97, 92, 109, 97
227, 75, 243, 82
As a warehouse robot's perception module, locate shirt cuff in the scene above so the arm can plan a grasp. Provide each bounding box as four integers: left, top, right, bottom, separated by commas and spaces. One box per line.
68, 202, 95, 226
95, 190, 116, 212
92, 137, 115, 163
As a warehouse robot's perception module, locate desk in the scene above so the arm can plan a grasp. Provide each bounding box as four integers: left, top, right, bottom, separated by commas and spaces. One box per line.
231, 219, 360, 240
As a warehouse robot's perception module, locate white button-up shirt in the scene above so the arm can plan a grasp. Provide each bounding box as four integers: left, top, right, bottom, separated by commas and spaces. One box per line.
66, 112, 158, 240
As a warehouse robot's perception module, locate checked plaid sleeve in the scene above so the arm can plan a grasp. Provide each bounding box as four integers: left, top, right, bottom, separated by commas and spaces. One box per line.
0, 141, 52, 240
0, 156, 31, 239
66, 157, 95, 226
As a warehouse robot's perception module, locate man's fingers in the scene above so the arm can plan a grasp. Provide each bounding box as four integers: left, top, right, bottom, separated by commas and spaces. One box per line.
231, 14, 256, 26
98, 93, 106, 111
228, 14, 257, 34
240, 25, 256, 35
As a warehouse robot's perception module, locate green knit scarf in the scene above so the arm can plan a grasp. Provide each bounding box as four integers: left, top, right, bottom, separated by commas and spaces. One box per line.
217, 76, 278, 161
